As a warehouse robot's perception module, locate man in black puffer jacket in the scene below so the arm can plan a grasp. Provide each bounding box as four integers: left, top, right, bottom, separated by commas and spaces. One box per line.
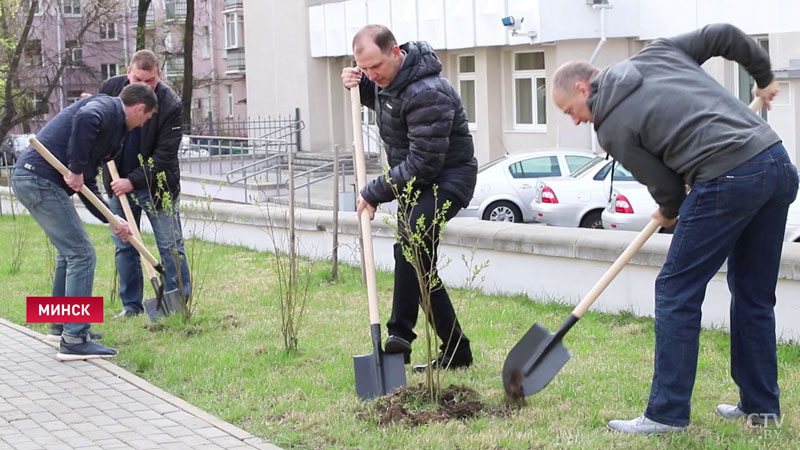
342, 24, 477, 373
100, 50, 191, 320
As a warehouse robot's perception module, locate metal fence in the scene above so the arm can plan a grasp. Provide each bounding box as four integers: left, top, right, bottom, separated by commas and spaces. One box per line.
185, 109, 303, 152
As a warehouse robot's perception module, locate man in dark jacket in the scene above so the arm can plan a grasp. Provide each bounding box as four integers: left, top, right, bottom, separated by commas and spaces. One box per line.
341, 25, 478, 372
12, 84, 157, 360
99, 50, 191, 319
552, 23, 795, 433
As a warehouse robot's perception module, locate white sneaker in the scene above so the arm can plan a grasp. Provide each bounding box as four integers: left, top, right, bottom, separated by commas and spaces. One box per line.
607, 414, 686, 434
716, 404, 775, 425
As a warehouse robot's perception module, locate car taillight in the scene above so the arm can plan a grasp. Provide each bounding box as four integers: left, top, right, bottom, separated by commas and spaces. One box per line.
615, 194, 634, 213
541, 186, 558, 204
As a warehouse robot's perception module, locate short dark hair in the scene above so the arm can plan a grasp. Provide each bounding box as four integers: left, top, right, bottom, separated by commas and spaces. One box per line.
119, 84, 158, 113
353, 24, 397, 54
130, 49, 159, 72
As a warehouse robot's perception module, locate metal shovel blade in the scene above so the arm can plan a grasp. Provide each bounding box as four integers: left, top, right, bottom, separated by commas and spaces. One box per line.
354, 350, 406, 400
503, 322, 572, 398
143, 288, 184, 321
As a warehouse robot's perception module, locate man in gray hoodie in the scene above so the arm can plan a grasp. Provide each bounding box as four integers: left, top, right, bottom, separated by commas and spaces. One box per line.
552, 23, 795, 434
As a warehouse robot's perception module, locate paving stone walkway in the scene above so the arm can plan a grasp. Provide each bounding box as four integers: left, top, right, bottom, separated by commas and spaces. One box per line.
0, 319, 280, 450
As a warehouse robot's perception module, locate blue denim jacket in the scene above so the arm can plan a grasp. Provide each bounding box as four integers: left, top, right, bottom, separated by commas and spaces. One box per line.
15, 95, 128, 222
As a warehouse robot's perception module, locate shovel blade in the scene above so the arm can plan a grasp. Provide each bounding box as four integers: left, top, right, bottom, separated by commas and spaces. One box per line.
503, 322, 572, 398
354, 351, 406, 400
143, 288, 184, 322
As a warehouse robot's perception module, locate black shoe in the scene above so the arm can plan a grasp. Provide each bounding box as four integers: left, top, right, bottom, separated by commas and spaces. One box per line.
112, 308, 140, 320
412, 351, 473, 373
384, 335, 412, 364
46, 324, 102, 342
56, 336, 118, 361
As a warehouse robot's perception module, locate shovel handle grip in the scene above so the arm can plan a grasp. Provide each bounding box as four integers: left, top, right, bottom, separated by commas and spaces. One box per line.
28, 137, 161, 271
106, 161, 158, 279
350, 86, 381, 325
571, 97, 766, 318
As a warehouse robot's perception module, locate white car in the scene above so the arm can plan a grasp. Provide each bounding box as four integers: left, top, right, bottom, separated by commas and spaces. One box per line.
531, 157, 644, 229
459, 148, 594, 223
602, 186, 675, 234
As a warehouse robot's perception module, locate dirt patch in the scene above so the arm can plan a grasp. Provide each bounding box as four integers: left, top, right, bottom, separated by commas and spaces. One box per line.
370, 384, 516, 426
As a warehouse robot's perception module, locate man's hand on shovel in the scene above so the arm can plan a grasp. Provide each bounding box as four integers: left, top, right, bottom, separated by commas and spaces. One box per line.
356, 195, 376, 220
110, 216, 132, 243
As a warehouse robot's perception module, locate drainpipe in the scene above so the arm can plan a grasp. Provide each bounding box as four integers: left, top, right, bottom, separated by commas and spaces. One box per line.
56, 5, 63, 111
587, 1, 613, 156
208, 0, 218, 121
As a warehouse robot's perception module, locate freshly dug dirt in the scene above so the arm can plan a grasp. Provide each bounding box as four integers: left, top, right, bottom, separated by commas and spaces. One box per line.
370, 384, 516, 426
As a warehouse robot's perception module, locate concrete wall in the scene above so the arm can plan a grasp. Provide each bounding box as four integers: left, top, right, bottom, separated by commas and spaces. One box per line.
4, 186, 799, 342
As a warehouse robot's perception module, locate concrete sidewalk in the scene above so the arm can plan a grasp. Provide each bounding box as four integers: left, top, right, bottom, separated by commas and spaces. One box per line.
0, 319, 280, 450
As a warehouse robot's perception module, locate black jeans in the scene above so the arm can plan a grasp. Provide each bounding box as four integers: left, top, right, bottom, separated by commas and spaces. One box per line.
387, 187, 471, 358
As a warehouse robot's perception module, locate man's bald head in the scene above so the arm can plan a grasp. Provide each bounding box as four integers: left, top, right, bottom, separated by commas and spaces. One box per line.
352, 24, 397, 55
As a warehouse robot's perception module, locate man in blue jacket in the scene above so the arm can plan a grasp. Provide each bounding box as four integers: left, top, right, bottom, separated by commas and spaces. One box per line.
99, 50, 191, 319
341, 25, 478, 372
12, 84, 157, 360
552, 24, 794, 433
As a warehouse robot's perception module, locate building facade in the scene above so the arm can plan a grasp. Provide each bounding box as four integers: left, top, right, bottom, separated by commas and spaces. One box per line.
243, 0, 800, 164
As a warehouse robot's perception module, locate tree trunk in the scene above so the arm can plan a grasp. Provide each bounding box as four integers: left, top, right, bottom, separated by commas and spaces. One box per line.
136, 0, 152, 51
181, 0, 195, 129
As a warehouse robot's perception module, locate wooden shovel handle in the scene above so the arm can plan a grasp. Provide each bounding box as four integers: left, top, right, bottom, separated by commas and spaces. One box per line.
28, 137, 161, 271
106, 160, 158, 278
572, 97, 766, 318
350, 87, 381, 326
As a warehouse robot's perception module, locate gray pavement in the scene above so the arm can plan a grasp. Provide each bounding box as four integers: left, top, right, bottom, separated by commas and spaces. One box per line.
0, 319, 279, 450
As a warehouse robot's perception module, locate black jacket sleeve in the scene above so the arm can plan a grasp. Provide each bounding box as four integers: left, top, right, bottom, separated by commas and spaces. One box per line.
127, 97, 183, 192
361, 88, 454, 205
669, 23, 773, 88
357, 73, 376, 109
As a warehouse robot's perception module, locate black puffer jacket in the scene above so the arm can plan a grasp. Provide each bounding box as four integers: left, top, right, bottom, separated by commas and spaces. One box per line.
357, 41, 477, 208
100, 75, 183, 207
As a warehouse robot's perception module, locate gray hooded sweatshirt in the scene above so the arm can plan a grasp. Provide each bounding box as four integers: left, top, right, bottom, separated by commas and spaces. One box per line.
588, 23, 780, 218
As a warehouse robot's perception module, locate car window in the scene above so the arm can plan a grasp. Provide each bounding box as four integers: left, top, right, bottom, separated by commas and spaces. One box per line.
509, 156, 559, 179
478, 156, 507, 173
612, 163, 638, 181
592, 161, 613, 180
570, 156, 605, 178
565, 155, 592, 173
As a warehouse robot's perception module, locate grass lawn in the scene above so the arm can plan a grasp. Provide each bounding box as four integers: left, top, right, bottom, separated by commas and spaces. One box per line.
1, 214, 798, 449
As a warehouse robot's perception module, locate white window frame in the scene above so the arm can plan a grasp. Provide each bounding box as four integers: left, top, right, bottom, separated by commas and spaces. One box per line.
224, 12, 243, 49
512, 51, 547, 132
62, 0, 81, 16
65, 40, 82, 66
225, 85, 234, 118
99, 22, 117, 41
457, 54, 477, 131
100, 63, 119, 80
24, 39, 43, 67
734, 37, 769, 120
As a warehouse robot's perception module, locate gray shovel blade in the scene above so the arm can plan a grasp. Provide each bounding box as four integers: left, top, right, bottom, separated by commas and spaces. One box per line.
354, 351, 406, 400
143, 289, 183, 322
503, 322, 572, 398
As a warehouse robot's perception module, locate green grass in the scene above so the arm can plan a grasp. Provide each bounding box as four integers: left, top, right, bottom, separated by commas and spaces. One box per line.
1, 214, 798, 449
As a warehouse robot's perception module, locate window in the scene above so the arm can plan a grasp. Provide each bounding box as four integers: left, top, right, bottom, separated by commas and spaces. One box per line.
224, 12, 244, 49
565, 155, 592, 173
512, 52, 546, 130
201, 26, 210, 58
66, 90, 83, 105
736, 37, 769, 120
226, 85, 234, 117
457, 55, 476, 128
29, 0, 41, 15
24, 39, 43, 68
100, 63, 119, 79
62, 0, 81, 16
99, 23, 116, 40
508, 156, 559, 179
65, 40, 82, 65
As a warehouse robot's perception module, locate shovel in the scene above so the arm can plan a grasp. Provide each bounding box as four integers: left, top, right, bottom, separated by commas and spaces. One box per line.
350, 87, 406, 400
29, 137, 164, 275
503, 97, 767, 399
106, 161, 184, 321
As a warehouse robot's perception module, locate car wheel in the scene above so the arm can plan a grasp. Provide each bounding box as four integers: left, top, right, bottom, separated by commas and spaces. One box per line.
579, 211, 604, 229
482, 201, 522, 223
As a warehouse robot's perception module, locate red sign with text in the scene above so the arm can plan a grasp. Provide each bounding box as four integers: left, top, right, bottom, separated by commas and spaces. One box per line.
26, 297, 104, 323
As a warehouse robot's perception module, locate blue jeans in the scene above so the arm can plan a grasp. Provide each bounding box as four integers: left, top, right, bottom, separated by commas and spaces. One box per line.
11, 168, 94, 337
108, 188, 190, 313
645, 143, 798, 426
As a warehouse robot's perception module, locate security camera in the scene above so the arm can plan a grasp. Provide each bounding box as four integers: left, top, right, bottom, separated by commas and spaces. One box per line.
501, 16, 521, 31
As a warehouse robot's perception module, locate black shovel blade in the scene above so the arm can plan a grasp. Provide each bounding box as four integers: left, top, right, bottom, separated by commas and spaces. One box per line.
143, 288, 183, 322
354, 351, 406, 400
503, 322, 572, 398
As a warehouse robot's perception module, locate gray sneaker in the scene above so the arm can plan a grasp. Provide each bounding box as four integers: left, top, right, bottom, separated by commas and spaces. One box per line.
716, 404, 774, 425
112, 308, 140, 320
56, 336, 118, 361
607, 414, 686, 434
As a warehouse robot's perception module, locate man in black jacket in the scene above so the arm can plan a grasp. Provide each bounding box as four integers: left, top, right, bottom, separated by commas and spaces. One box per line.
553, 24, 794, 433
100, 50, 191, 319
341, 25, 478, 372
12, 84, 157, 359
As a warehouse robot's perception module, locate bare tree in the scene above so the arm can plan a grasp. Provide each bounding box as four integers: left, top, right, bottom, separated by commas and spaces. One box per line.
0, 0, 120, 141
181, 0, 194, 129
135, 0, 153, 51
